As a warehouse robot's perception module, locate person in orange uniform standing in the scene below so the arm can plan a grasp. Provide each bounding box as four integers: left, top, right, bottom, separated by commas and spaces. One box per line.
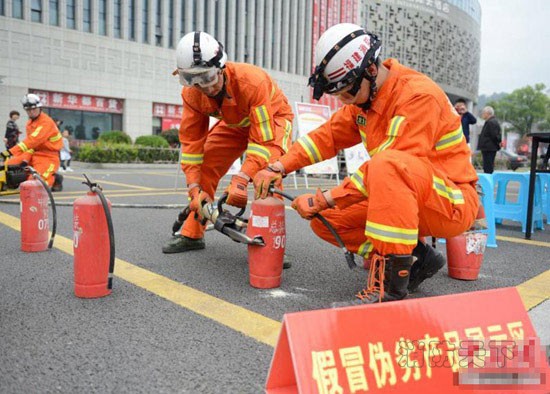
1, 94, 62, 187
162, 31, 294, 253
254, 24, 479, 306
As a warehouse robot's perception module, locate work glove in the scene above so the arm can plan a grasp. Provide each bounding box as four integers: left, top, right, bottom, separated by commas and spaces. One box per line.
1, 150, 11, 160
225, 175, 249, 208
188, 186, 212, 220
253, 165, 283, 199
291, 188, 331, 220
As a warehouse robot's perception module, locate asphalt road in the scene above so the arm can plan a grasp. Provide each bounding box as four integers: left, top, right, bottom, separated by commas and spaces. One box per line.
0, 164, 548, 393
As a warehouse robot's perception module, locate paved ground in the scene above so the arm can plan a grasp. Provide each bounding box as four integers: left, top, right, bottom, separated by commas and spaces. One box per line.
0, 163, 548, 393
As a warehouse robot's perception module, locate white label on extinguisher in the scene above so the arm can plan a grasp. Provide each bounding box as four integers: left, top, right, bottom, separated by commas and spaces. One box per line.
252, 215, 269, 228
465, 232, 487, 255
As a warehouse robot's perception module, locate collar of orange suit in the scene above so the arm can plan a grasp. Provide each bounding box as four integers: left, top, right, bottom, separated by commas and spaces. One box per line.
368, 58, 401, 116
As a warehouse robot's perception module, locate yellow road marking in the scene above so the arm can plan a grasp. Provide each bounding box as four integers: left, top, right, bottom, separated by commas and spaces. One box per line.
61, 175, 154, 190
496, 235, 550, 248
0, 210, 281, 347
516, 270, 550, 310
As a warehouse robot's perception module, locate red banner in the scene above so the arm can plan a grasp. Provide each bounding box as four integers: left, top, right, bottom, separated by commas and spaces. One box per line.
30, 90, 123, 113
153, 102, 183, 119
266, 288, 549, 393
161, 118, 180, 131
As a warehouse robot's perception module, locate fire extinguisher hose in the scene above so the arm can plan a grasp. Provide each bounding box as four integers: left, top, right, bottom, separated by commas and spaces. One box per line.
82, 174, 116, 290
27, 166, 57, 249
269, 188, 356, 270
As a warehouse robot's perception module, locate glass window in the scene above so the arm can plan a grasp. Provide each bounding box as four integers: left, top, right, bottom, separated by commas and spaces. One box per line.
114, 0, 122, 38
99, 0, 107, 36
31, 0, 42, 22
155, 0, 162, 46
128, 0, 136, 40
46, 109, 123, 141
0, 1, 4, 16
49, 0, 59, 25
83, 0, 91, 32
66, 0, 75, 29
13, 0, 23, 19
142, 0, 149, 43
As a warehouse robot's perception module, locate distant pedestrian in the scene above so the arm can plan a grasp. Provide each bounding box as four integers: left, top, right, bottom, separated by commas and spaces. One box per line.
4, 110, 21, 149
59, 128, 73, 172
454, 98, 477, 145
478, 106, 502, 174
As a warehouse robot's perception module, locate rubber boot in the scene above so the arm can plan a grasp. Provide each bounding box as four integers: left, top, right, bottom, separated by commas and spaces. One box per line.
408, 241, 446, 292
162, 235, 205, 254
332, 255, 413, 307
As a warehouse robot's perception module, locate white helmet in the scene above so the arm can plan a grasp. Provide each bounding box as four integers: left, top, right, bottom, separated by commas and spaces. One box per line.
21, 93, 43, 109
309, 23, 381, 100
175, 31, 227, 87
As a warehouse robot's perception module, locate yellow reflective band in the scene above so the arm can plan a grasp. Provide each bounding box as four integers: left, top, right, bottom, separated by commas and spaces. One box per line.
357, 240, 373, 257
42, 163, 55, 179
246, 143, 270, 162
376, 116, 405, 154
180, 153, 204, 165
282, 120, 292, 153
350, 170, 368, 196
227, 117, 251, 128
432, 176, 464, 204
49, 133, 62, 142
31, 126, 43, 138
436, 126, 463, 151
359, 129, 367, 144
365, 220, 418, 245
18, 142, 30, 152
254, 105, 274, 141
297, 135, 322, 164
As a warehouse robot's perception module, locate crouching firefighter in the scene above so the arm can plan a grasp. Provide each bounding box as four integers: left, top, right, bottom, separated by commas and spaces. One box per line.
1, 94, 63, 189
162, 31, 293, 253
253, 23, 478, 306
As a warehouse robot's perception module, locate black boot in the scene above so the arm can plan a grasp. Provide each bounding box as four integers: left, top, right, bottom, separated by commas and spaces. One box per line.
332, 255, 413, 307
408, 241, 446, 292
162, 235, 205, 254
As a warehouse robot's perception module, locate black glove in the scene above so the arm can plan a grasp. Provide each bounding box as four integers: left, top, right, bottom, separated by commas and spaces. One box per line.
1, 150, 11, 159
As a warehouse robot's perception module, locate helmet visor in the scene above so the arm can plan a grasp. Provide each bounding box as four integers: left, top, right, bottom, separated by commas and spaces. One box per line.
178, 68, 220, 87
324, 70, 360, 95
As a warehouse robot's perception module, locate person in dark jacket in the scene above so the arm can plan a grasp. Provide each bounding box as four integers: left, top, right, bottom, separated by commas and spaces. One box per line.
477, 106, 502, 174
454, 98, 477, 144
4, 110, 21, 149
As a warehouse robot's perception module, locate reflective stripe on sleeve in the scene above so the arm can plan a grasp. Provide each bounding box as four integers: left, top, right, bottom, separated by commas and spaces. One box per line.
282, 120, 292, 153
49, 133, 62, 142
297, 135, 322, 164
432, 176, 464, 204
365, 220, 418, 245
435, 126, 464, 151
227, 117, 251, 128
17, 142, 30, 152
31, 126, 43, 137
357, 240, 373, 258
350, 170, 368, 196
181, 153, 204, 165
246, 143, 270, 162
254, 105, 274, 141
370, 115, 405, 156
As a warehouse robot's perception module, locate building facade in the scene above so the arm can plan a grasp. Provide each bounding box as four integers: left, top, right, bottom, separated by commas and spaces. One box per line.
0, 0, 480, 142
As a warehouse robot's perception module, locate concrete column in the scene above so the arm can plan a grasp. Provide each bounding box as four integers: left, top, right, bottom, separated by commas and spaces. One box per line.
226, 0, 236, 61
91, 0, 98, 34
236, 0, 245, 62
23, 0, 30, 20
304, 0, 313, 76
288, 0, 298, 74
195, 0, 204, 31
246, 0, 255, 64
184, 1, 193, 33
216, 0, 226, 45
206, 0, 216, 35
173, 0, 181, 43
296, 0, 306, 75
272, 0, 282, 71
280, 0, 290, 72
135, 0, 142, 43
264, 0, 273, 70
120, 0, 128, 40
161, 1, 169, 47
148, 0, 154, 45
255, 0, 264, 68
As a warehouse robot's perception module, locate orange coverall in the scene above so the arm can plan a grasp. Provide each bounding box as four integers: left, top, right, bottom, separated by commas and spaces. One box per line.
8, 112, 62, 187
279, 59, 479, 257
180, 62, 294, 239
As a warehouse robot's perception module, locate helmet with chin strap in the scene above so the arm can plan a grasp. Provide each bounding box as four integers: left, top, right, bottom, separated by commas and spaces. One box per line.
309, 23, 381, 109
21, 93, 44, 109
175, 31, 227, 87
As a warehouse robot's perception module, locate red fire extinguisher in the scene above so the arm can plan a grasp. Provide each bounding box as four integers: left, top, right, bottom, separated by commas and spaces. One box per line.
20, 167, 57, 252
73, 175, 115, 298
246, 196, 286, 289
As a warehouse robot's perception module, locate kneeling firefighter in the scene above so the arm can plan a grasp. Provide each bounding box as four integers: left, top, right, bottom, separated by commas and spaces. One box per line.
254, 23, 478, 306
1, 94, 63, 189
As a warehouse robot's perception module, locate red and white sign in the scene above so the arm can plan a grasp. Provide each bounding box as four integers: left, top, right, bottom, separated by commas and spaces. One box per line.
30, 90, 123, 113
153, 102, 183, 119
266, 288, 549, 393
161, 118, 180, 131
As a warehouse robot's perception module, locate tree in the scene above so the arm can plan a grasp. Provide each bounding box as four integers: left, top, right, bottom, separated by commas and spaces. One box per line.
488, 84, 550, 136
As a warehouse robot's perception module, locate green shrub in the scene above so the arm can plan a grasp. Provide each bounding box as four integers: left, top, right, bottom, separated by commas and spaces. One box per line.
98, 130, 132, 145
76, 143, 178, 163
135, 135, 170, 148
160, 128, 180, 147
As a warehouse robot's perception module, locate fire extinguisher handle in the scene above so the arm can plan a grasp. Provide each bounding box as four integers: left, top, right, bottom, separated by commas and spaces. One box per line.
217, 193, 246, 218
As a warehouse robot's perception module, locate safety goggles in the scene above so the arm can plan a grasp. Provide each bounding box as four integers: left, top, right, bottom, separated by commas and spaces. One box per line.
178, 67, 220, 88
323, 69, 362, 95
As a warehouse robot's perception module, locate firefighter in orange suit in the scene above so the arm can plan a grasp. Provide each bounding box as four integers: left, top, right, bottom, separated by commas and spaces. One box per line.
254, 24, 479, 306
1, 94, 62, 187
162, 31, 294, 254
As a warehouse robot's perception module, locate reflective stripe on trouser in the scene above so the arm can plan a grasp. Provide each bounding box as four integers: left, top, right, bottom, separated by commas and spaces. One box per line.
310, 150, 478, 256
181, 121, 288, 239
